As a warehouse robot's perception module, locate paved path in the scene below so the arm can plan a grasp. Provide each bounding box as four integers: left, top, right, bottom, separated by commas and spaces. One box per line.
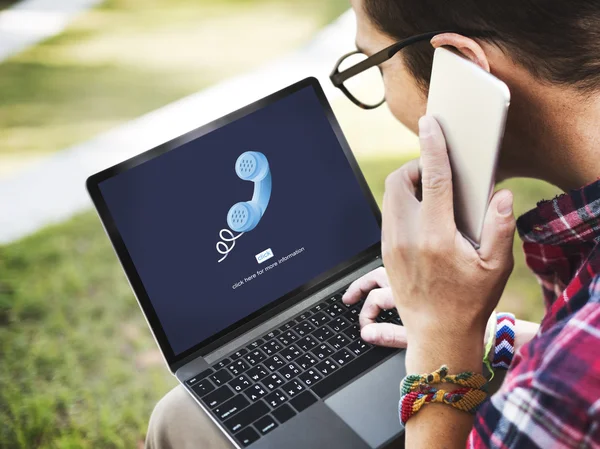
0, 0, 103, 62
0, 11, 357, 244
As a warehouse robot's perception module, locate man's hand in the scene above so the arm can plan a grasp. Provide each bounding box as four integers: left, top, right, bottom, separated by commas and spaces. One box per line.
342, 267, 407, 348
384, 114, 516, 371
382, 115, 516, 449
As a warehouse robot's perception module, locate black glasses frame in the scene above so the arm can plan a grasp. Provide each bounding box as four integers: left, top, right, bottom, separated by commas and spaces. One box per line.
330, 30, 494, 109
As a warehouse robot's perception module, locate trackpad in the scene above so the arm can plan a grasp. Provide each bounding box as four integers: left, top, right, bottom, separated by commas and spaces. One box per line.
325, 351, 406, 448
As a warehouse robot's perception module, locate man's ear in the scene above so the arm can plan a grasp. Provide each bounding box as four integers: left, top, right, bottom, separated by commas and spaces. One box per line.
430, 33, 490, 72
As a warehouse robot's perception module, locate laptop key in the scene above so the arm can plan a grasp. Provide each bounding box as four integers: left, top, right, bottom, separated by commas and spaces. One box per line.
230, 374, 252, 393
344, 323, 361, 341
224, 400, 269, 433
328, 333, 350, 351
191, 378, 215, 397
312, 325, 333, 342
272, 403, 296, 424
329, 316, 351, 333
313, 347, 397, 399
343, 308, 359, 323
332, 348, 355, 367
310, 302, 327, 314
278, 330, 298, 346
264, 329, 280, 341
297, 311, 312, 321
279, 363, 301, 381
280, 344, 302, 362
261, 340, 282, 356
347, 339, 371, 357
315, 359, 339, 377
204, 385, 234, 408
231, 348, 248, 360
264, 355, 285, 372
235, 426, 260, 447
263, 372, 285, 390
296, 353, 318, 370
279, 319, 297, 331
185, 368, 214, 386
254, 415, 278, 435
214, 358, 231, 370
290, 390, 318, 412
264, 389, 287, 408
298, 368, 322, 387
314, 343, 334, 360
295, 322, 315, 337
244, 384, 269, 402
281, 379, 305, 397
210, 369, 233, 387
214, 394, 250, 421
309, 312, 330, 327
247, 338, 265, 350
324, 303, 345, 318
296, 335, 318, 352
246, 364, 270, 382
228, 360, 250, 376
326, 296, 338, 304
244, 349, 266, 366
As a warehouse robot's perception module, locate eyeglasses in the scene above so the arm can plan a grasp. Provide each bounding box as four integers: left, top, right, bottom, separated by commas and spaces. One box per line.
330, 30, 493, 110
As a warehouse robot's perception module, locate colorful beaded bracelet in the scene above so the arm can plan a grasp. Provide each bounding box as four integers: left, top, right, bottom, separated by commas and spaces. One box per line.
492, 312, 516, 370
401, 365, 488, 395
399, 365, 488, 425
399, 386, 488, 425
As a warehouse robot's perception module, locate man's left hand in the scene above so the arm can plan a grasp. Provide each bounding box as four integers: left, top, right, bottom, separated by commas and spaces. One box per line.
382, 115, 516, 371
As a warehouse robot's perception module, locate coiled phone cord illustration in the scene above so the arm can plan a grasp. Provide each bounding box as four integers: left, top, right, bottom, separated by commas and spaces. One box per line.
217, 229, 244, 263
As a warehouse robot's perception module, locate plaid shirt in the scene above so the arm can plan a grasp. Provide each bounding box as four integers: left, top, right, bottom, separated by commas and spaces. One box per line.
468, 180, 600, 449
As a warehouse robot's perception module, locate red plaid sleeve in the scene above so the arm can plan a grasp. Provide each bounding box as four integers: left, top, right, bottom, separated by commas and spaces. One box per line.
467, 275, 600, 449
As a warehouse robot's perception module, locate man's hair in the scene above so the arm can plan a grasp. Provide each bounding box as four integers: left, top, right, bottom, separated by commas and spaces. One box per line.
363, 0, 600, 92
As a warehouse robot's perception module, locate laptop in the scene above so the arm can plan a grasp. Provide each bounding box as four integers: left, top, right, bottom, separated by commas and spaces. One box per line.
86, 77, 406, 449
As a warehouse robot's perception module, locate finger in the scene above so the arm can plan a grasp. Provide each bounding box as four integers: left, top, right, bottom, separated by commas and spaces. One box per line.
381, 160, 422, 247
361, 323, 407, 348
418, 115, 454, 225
399, 159, 421, 196
359, 288, 396, 328
478, 189, 516, 265
342, 267, 389, 305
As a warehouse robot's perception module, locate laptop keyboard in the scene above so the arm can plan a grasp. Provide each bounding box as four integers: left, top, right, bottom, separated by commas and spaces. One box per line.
184, 289, 402, 447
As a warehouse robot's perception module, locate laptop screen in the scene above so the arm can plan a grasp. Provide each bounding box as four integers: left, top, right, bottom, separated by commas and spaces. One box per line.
97, 83, 381, 358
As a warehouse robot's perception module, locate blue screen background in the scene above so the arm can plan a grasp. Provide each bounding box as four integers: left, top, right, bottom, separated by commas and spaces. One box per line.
99, 86, 381, 356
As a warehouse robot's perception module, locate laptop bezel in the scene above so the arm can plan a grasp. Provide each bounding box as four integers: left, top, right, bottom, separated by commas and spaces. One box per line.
86, 77, 382, 370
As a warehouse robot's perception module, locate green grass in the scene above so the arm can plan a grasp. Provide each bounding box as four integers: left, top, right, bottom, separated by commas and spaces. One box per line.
0, 0, 349, 158
0, 155, 561, 448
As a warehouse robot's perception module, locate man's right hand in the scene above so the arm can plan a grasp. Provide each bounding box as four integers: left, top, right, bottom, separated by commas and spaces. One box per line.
342, 267, 407, 348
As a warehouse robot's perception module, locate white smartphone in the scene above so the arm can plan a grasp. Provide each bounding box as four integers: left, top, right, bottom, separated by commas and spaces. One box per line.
426, 47, 511, 248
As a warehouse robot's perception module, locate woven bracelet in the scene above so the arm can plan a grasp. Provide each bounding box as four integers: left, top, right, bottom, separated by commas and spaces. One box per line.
492, 313, 516, 370
399, 386, 488, 425
399, 365, 488, 425
401, 365, 487, 395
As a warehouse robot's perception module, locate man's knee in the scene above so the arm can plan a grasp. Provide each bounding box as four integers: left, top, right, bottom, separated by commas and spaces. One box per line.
146, 385, 231, 449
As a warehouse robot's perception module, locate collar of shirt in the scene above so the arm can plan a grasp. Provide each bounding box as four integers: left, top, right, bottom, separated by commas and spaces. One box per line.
516, 179, 600, 331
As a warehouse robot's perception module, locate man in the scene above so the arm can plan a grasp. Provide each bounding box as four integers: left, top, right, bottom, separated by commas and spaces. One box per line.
146, 0, 600, 447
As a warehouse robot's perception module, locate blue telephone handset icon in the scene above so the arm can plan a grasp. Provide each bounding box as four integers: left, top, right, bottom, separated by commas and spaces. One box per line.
217, 151, 271, 263
227, 151, 271, 232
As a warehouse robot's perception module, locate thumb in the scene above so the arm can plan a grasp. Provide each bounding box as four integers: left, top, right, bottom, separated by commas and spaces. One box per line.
361, 323, 407, 348
479, 189, 516, 265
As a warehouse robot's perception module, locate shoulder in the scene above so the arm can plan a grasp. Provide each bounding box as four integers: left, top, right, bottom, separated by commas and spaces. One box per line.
471, 276, 600, 447
500, 272, 600, 402
509, 275, 600, 404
